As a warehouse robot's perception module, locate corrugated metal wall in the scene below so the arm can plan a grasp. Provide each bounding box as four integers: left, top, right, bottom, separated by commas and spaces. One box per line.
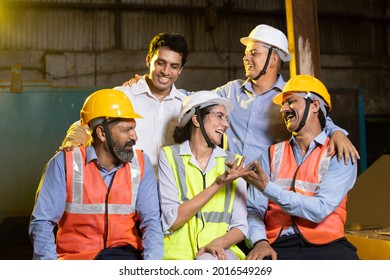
0, 0, 387, 54
0, 9, 114, 51
0, 0, 286, 52
317, 0, 388, 55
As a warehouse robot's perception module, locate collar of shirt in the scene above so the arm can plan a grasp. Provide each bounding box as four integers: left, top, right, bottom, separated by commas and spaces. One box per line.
289, 130, 328, 164
85, 145, 123, 174
133, 76, 185, 101
241, 73, 285, 96
178, 140, 229, 173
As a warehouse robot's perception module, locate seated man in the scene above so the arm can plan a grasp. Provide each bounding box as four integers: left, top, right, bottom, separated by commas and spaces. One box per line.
29, 89, 163, 260
244, 75, 359, 260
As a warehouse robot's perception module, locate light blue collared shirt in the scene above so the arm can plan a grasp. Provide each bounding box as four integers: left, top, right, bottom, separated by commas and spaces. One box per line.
247, 131, 357, 245
29, 146, 163, 260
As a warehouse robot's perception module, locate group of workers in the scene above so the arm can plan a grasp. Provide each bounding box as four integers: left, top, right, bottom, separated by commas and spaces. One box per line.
28, 24, 360, 260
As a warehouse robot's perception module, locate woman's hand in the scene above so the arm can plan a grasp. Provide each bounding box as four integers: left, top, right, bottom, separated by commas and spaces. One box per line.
216, 156, 254, 186
196, 240, 227, 260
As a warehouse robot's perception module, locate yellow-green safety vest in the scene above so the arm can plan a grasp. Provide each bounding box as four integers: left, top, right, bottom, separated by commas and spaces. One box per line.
162, 144, 245, 260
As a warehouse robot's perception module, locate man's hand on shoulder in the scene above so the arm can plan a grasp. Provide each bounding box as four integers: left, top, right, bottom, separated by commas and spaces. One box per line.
328, 130, 360, 164
122, 74, 144, 87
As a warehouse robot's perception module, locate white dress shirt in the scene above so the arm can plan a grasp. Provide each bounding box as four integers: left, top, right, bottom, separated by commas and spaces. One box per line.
115, 77, 187, 173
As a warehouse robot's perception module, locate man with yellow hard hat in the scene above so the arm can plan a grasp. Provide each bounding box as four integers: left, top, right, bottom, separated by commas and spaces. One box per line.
29, 89, 163, 260
244, 75, 359, 260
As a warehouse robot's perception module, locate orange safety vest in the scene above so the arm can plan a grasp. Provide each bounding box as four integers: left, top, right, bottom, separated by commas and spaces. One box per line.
265, 137, 347, 245
56, 147, 145, 260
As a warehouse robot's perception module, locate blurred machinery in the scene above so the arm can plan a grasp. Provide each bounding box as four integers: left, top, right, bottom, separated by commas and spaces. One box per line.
345, 155, 390, 260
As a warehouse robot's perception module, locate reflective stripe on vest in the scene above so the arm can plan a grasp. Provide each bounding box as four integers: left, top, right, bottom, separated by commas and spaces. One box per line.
65, 148, 140, 214
169, 144, 234, 224
266, 138, 346, 245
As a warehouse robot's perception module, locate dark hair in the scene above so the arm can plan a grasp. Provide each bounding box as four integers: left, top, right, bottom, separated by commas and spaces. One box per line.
148, 33, 189, 67
173, 105, 213, 143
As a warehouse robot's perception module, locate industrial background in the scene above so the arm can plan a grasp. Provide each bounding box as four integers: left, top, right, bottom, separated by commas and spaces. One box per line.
0, 0, 389, 259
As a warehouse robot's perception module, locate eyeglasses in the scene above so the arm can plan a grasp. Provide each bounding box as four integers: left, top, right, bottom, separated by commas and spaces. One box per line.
208, 111, 229, 123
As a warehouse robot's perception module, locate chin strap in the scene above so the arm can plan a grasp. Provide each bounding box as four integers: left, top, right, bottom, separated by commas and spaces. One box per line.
195, 106, 215, 148
102, 119, 120, 161
253, 46, 273, 81
294, 92, 314, 133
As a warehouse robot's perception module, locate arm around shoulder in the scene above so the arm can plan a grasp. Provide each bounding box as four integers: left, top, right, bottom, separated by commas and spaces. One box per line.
59, 120, 91, 151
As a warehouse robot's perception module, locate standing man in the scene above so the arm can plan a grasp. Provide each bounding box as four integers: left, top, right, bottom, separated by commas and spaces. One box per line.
244, 75, 359, 260
61, 33, 189, 174
29, 89, 163, 260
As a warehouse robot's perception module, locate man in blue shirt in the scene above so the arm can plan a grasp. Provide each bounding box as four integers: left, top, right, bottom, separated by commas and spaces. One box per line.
29, 89, 163, 260
244, 75, 359, 260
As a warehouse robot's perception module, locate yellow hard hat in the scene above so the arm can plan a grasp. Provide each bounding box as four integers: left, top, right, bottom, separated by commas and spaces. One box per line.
80, 89, 142, 126
273, 75, 332, 110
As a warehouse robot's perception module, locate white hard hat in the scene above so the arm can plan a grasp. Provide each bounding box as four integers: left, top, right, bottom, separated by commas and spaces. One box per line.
240, 24, 291, 62
178, 91, 233, 126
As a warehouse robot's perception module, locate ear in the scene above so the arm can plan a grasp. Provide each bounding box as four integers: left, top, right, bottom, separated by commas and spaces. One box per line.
146, 55, 151, 68
191, 114, 200, 128
95, 125, 106, 142
311, 99, 321, 113
178, 66, 184, 75
269, 52, 278, 68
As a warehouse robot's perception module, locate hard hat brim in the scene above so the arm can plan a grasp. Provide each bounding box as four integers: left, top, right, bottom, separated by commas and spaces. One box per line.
179, 97, 233, 127
272, 92, 285, 106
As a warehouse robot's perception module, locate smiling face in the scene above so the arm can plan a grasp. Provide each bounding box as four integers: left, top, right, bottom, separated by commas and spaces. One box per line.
243, 41, 277, 80
203, 104, 229, 146
146, 46, 183, 96
280, 93, 306, 133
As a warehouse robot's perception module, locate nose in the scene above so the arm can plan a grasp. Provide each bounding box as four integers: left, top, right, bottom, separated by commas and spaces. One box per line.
130, 130, 138, 142
223, 118, 229, 128
280, 102, 290, 113
161, 64, 169, 75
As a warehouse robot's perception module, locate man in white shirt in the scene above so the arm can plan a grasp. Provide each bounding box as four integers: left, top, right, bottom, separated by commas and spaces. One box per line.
61, 33, 189, 174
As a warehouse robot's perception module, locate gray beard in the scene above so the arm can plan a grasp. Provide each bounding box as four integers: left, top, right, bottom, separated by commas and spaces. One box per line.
112, 140, 135, 162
